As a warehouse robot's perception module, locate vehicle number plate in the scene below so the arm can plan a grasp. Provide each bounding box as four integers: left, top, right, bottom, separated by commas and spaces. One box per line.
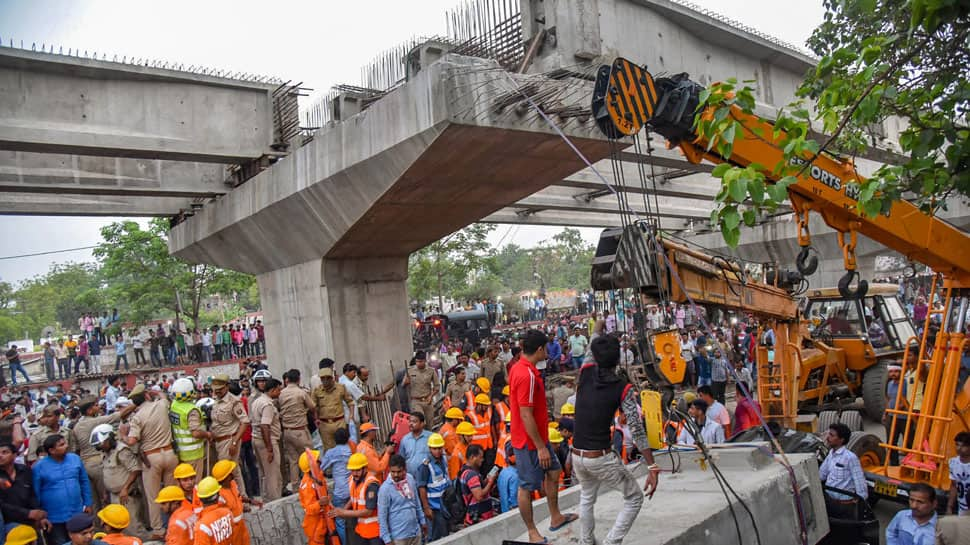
874, 481, 898, 497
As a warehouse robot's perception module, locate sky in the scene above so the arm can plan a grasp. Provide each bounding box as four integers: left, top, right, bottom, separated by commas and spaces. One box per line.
0, 0, 825, 285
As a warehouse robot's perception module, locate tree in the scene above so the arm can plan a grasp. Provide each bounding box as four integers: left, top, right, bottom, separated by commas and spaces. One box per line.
407, 224, 496, 310
703, 0, 970, 246
95, 219, 256, 329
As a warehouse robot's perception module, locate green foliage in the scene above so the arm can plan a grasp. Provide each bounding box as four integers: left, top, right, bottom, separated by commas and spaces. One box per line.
699, 0, 970, 247
407, 224, 497, 308
407, 227, 595, 306
95, 218, 256, 329
0, 263, 105, 343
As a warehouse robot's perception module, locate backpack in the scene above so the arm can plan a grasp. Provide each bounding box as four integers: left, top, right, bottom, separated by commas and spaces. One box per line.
442, 472, 468, 527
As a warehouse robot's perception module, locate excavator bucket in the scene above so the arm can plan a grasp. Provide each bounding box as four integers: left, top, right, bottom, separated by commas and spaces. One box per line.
591, 57, 658, 137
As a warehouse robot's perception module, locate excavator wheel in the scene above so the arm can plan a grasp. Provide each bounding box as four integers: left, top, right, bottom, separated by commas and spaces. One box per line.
847, 431, 885, 471
862, 363, 889, 420
817, 410, 840, 434
839, 410, 864, 433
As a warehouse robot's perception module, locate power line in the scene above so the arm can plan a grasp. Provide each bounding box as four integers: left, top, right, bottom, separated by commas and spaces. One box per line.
0, 245, 99, 261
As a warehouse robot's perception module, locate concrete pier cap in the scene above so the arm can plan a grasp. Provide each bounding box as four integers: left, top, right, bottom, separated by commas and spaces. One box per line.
169, 54, 612, 382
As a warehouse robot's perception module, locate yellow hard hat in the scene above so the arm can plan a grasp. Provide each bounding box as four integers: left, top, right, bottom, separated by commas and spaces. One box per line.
549, 428, 564, 444
197, 476, 222, 499
549, 421, 560, 430
502, 385, 510, 396
93, 533, 107, 541
299, 450, 320, 474
476, 377, 491, 393
445, 407, 465, 420
97, 504, 130, 529
154, 485, 187, 504
560, 402, 575, 415
456, 421, 476, 436
474, 393, 491, 405
4, 525, 37, 545
683, 391, 697, 404
428, 433, 445, 448
504, 411, 511, 423
347, 452, 369, 471
211, 459, 237, 481
173, 463, 197, 480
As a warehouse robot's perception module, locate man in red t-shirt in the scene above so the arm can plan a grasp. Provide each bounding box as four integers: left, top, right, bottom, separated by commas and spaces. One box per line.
509, 330, 577, 542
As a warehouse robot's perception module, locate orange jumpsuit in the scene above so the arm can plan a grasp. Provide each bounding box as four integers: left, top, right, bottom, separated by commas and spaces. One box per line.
448, 441, 468, 480
357, 440, 390, 480
194, 504, 234, 545
217, 481, 251, 545
298, 473, 327, 544
439, 422, 459, 454
101, 534, 141, 545
166, 500, 198, 545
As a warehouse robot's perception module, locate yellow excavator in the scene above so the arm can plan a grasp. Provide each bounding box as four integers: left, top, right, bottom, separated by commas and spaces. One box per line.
589, 57, 970, 509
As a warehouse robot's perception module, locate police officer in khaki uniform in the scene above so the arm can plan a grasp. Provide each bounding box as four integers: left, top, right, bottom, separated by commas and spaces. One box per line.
249, 378, 283, 501
26, 405, 78, 463
74, 397, 137, 513
312, 368, 353, 450
124, 384, 179, 540
278, 369, 314, 491
91, 424, 144, 531
404, 351, 439, 425
445, 366, 471, 409
208, 373, 250, 497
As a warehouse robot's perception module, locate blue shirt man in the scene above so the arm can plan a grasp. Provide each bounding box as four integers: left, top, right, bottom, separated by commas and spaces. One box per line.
546, 340, 562, 365
885, 484, 937, 545
32, 439, 91, 524
398, 421, 433, 478
377, 459, 426, 544
497, 465, 520, 513
320, 442, 352, 507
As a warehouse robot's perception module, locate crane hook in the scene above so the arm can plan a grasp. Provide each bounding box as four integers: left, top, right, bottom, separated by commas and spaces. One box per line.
796, 247, 819, 276
838, 270, 869, 299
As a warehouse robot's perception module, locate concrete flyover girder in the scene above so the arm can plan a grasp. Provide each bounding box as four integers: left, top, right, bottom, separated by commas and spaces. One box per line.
515, 185, 714, 219
482, 208, 689, 230
0, 150, 228, 197
0, 191, 194, 216
0, 48, 284, 163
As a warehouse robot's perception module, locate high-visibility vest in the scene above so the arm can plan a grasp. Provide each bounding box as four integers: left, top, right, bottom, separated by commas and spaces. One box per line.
440, 423, 458, 454
493, 400, 509, 423
423, 457, 450, 511
170, 400, 206, 461
495, 433, 510, 468
357, 440, 388, 481
464, 390, 476, 411
349, 473, 381, 539
448, 442, 467, 480
195, 504, 234, 545
467, 408, 493, 449
218, 481, 250, 545
101, 534, 141, 545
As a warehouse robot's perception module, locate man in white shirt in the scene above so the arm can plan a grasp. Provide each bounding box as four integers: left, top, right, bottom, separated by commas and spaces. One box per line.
677, 399, 724, 446
201, 329, 212, 362
497, 340, 513, 365
698, 385, 732, 437
619, 337, 636, 366
568, 327, 589, 369
819, 423, 868, 519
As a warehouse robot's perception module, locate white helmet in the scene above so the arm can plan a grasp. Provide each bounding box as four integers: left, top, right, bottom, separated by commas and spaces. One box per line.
90, 423, 115, 447
170, 378, 196, 402
253, 369, 272, 381
195, 397, 216, 411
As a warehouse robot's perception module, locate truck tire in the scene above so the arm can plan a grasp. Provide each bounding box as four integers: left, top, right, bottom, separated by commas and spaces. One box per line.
847, 431, 885, 471
817, 410, 839, 434
862, 363, 889, 420
839, 410, 864, 432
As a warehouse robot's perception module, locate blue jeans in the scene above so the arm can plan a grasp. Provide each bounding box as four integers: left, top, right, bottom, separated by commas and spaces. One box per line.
115, 353, 129, 370
9, 362, 29, 384
571, 355, 584, 369
698, 376, 712, 387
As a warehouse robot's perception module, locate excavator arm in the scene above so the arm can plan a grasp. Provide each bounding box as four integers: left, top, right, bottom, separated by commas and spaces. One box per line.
591, 57, 970, 293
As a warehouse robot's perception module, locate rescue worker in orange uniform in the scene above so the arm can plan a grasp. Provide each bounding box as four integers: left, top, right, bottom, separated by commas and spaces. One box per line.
210, 460, 253, 545
495, 411, 512, 469
331, 453, 382, 545
460, 378, 491, 412
466, 394, 496, 450
174, 463, 201, 513
297, 450, 329, 544
355, 422, 391, 480
448, 421, 476, 479
96, 505, 142, 545
493, 386, 511, 440
155, 486, 197, 545
439, 407, 465, 454
193, 477, 235, 545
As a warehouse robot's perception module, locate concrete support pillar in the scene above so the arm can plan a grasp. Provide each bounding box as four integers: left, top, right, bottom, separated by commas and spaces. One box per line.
256, 256, 411, 386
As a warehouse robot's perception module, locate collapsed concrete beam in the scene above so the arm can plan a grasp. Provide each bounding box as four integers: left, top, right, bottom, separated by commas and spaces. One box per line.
0, 151, 228, 197
515, 186, 714, 219
0, 48, 285, 163
0, 191, 193, 216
